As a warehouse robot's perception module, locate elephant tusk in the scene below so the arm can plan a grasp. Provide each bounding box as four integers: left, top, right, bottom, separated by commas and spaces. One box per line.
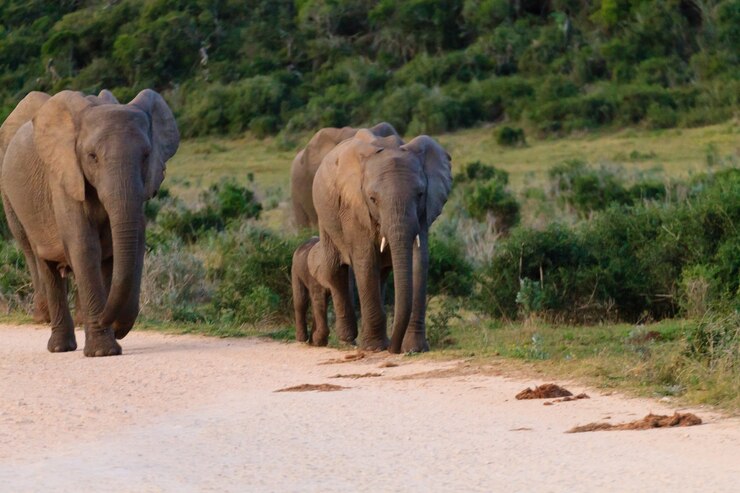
416, 235, 421, 247
380, 237, 387, 253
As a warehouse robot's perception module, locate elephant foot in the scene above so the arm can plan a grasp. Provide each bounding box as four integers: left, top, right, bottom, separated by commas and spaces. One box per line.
359, 336, 389, 352
337, 338, 357, 348
310, 332, 329, 347
47, 329, 77, 353
295, 330, 309, 343
84, 328, 122, 357
112, 320, 134, 340
401, 332, 429, 354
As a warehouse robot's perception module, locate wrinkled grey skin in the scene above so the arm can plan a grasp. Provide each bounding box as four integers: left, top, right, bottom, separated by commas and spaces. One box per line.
291, 237, 331, 346
0, 89, 179, 356
309, 131, 452, 353
290, 122, 400, 228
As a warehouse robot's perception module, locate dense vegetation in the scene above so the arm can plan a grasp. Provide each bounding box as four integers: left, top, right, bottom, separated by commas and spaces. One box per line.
2, 0, 739, 137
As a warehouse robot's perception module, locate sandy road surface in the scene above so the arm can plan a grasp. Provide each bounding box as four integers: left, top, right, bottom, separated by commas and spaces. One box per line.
1, 324, 739, 492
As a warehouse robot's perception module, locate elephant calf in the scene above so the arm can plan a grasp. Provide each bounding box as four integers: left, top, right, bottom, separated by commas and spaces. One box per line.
291, 237, 332, 346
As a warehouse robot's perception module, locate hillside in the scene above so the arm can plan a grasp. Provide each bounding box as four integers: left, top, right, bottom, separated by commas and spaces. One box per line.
1, 0, 738, 138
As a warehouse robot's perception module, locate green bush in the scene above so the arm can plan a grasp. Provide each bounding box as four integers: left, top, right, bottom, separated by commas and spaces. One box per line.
150, 180, 262, 244
0, 239, 31, 310
494, 126, 526, 147
476, 168, 740, 323
209, 224, 300, 325
454, 161, 509, 185
428, 231, 474, 297
463, 179, 520, 231
548, 160, 632, 216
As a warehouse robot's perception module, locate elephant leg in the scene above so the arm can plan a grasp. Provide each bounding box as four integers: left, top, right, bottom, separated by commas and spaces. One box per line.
292, 275, 309, 343
327, 265, 358, 344
36, 259, 76, 353
2, 194, 49, 323
66, 241, 121, 357
309, 286, 330, 346
353, 256, 388, 351
402, 232, 430, 353
72, 284, 85, 327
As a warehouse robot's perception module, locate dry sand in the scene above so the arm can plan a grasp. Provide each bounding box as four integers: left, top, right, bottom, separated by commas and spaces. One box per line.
1, 324, 738, 492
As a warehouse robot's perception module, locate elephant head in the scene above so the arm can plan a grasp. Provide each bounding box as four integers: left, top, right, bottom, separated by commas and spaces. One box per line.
325, 132, 452, 352
32, 89, 179, 330
291, 122, 402, 228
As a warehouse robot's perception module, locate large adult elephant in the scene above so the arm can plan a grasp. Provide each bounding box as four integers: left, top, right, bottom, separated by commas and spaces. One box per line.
290, 122, 400, 228
0, 89, 179, 356
309, 130, 452, 353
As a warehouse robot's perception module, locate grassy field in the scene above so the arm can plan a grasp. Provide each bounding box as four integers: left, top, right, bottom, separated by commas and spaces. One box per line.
168, 121, 740, 197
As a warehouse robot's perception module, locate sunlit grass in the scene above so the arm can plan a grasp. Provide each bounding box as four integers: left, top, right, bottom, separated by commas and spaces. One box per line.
166, 121, 740, 197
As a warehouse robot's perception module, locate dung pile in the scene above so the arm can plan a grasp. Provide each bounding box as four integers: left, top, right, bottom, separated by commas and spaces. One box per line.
567, 413, 702, 433
274, 383, 347, 392
516, 383, 573, 400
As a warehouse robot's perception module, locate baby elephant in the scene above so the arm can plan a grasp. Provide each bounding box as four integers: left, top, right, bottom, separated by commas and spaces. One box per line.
291, 237, 331, 346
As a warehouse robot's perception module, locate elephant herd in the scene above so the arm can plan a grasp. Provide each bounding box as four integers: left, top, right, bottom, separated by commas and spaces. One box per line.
0, 89, 451, 357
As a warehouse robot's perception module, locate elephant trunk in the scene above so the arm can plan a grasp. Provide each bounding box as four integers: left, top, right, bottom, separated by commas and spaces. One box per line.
388, 227, 415, 354
100, 184, 145, 327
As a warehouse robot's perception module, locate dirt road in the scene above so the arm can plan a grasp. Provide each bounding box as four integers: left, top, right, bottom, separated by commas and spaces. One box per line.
1, 324, 738, 492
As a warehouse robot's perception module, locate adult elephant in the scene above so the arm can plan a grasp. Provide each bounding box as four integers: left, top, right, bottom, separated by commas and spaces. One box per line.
309, 130, 452, 353
290, 122, 400, 228
0, 90, 119, 324
0, 89, 179, 356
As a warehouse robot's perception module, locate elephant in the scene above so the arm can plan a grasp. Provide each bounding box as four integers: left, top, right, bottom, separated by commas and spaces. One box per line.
291, 236, 331, 346
0, 89, 179, 356
0, 89, 120, 324
309, 130, 452, 353
290, 122, 401, 228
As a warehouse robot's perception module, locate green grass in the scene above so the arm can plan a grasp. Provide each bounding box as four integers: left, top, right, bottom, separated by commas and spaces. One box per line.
429, 314, 739, 413
166, 121, 740, 196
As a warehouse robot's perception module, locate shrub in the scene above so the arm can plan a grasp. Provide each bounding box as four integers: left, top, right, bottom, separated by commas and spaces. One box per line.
209, 224, 300, 325
140, 240, 209, 321
548, 160, 631, 215
494, 125, 526, 147
428, 231, 474, 297
685, 311, 740, 369
646, 102, 678, 129
150, 180, 262, 244
454, 161, 509, 185
0, 239, 31, 312
463, 179, 520, 231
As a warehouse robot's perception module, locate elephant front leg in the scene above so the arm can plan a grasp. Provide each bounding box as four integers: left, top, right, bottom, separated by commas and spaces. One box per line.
402, 231, 430, 353
353, 257, 388, 351
67, 244, 121, 357
327, 265, 358, 344
36, 259, 76, 352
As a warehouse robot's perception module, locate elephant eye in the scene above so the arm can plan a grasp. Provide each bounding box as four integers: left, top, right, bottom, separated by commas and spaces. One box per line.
417, 191, 424, 199
370, 196, 378, 205
88, 152, 98, 163
142, 150, 150, 162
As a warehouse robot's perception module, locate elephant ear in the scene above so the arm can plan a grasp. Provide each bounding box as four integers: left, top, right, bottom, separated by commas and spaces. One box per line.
33, 91, 91, 202
402, 135, 452, 226
303, 126, 358, 171
129, 89, 180, 199
334, 136, 384, 231
369, 121, 404, 145
86, 89, 119, 105
1, 92, 50, 163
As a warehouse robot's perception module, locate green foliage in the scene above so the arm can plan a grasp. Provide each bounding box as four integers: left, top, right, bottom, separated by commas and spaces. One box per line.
0, 239, 31, 309
428, 231, 474, 297
1, 0, 737, 137
209, 224, 300, 325
494, 125, 526, 147
477, 168, 740, 322
150, 180, 262, 244
463, 179, 520, 230
454, 160, 509, 185
548, 160, 632, 215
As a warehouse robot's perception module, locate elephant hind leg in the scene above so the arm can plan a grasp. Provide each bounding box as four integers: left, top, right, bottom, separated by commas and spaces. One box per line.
36, 259, 76, 353
309, 286, 330, 346
292, 273, 310, 343
2, 194, 49, 323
